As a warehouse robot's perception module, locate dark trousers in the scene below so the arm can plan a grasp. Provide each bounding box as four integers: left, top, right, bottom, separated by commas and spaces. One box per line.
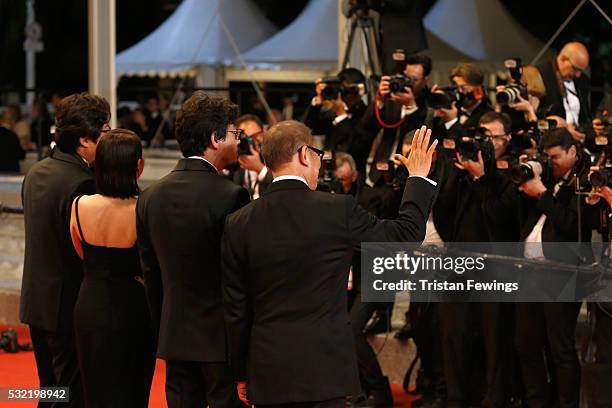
583, 304, 612, 408
438, 302, 509, 408
409, 303, 445, 397
29, 325, 84, 408
348, 293, 392, 400
257, 397, 345, 408
165, 360, 241, 408
515, 302, 581, 408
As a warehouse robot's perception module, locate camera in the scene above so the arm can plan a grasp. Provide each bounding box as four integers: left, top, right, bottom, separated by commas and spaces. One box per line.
589, 145, 612, 188
456, 127, 494, 163
509, 154, 550, 185
237, 131, 256, 156
321, 77, 343, 101
317, 150, 343, 193
388, 74, 414, 94
427, 85, 459, 109
496, 58, 528, 106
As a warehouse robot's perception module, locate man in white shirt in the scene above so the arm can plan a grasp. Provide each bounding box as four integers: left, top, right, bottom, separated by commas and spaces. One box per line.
234, 114, 272, 199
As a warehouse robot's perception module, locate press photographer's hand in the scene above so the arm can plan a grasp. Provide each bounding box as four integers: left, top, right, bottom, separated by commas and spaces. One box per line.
455, 151, 485, 180
394, 126, 437, 178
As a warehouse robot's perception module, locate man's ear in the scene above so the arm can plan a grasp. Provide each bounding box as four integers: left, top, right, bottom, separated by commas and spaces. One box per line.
209, 133, 220, 151
297, 145, 308, 166
569, 144, 577, 157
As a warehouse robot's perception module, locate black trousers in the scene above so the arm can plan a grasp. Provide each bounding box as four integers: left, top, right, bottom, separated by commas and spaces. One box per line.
583, 304, 612, 408
165, 360, 242, 408
438, 302, 510, 408
29, 325, 84, 408
348, 292, 392, 400
257, 397, 345, 408
515, 302, 581, 408
409, 302, 445, 397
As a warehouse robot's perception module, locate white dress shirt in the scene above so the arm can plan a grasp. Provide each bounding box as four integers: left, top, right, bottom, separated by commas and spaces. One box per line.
187, 156, 218, 173
563, 80, 581, 125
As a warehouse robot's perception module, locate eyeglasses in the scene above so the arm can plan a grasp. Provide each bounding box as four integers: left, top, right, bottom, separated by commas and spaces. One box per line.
226, 128, 245, 141
566, 57, 587, 77
301, 144, 324, 160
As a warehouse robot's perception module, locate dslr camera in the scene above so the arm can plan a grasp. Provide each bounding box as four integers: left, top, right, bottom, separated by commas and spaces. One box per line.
388, 74, 414, 94
426, 85, 460, 109
456, 127, 494, 163
509, 153, 550, 185
317, 150, 343, 193
237, 130, 256, 156
496, 58, 528, 106
321, 76, 365, 101
589, 145, 612, 188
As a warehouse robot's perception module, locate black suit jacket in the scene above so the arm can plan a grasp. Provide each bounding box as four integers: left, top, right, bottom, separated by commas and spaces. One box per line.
0, 127, 25, 172
538, 59, 591, 125
20, 148, 95, 332
232, 166, 273, 199
221, 177, 438, 404
363, 96, 428, 184
136, 158, 250, 362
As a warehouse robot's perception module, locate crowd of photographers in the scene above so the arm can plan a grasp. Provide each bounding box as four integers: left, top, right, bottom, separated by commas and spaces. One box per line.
229, 41, 612, 408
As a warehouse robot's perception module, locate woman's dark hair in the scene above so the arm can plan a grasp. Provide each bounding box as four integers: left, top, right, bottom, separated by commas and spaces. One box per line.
175, 91, 239, 157
94, 129, 142, 199
55, 92, 110, 154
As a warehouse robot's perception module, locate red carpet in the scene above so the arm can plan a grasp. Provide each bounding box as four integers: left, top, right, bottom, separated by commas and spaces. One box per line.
0, 325, 420, 407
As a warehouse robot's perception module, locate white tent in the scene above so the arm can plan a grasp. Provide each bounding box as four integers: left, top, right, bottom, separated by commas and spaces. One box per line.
424, 0, 550, 64
225, 0, 339, 83
115, 0, 277, 77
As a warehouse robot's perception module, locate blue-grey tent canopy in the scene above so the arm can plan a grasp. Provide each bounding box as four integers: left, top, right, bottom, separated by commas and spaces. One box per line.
424, 0, 549, 63
231, 0, 339, 71
116, 0, 277, 76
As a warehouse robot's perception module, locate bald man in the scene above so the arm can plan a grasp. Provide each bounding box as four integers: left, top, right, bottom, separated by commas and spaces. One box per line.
538, 41, 593, 145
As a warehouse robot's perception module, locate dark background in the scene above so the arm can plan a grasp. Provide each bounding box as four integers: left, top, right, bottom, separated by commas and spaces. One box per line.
0, 0, 610, 94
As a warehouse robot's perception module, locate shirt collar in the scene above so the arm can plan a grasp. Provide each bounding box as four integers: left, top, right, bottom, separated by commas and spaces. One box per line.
272, 175, 308, 186
187, 156, 219, 173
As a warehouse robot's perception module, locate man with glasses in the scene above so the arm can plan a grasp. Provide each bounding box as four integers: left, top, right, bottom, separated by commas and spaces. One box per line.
222, 121, 438, 408
21, 92, 110, 406
137, 91, 249, 408
538, 41, 593, 145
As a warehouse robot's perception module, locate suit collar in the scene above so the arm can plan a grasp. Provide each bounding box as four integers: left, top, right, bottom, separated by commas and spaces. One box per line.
263, 179, 310, 195
50, 148, 91, 171
173, 158, 219, 174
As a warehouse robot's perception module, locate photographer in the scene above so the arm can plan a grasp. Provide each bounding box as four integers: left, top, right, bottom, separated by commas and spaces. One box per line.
515, 127, 593, 408
495, 63, 547, 133
363, 54, 432, 186
538, 42, 595, 147
303, 68, 371, 176
232, 114, 272, 200
429, 63, 493, 145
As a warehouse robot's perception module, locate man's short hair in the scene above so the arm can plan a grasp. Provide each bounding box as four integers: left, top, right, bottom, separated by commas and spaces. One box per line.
450, 63, 484, 86
541, 127, 575, 151
335, 152, 357, 173
261, 120, 313, 171
54, 92, 110, 154
94, 128, 142, 199
236, 114, 264, 130
338, 68, 366, 84
479, 112, 512, 135
405, 54, 432, 77
175, 91, 239, 158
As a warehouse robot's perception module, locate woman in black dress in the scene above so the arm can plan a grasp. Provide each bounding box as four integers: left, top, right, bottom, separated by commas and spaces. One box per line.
70, 128, 155, 407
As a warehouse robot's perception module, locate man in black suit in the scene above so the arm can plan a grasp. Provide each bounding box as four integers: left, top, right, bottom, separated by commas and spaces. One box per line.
233, 114, 273, 199
222, 121, 438, 407
363, 54, 433, 187
303, 68, 371, 176
515, 127, 592, 408
137, 91, 249, 408
538, 42, 592, 146
20, 93, 110, 407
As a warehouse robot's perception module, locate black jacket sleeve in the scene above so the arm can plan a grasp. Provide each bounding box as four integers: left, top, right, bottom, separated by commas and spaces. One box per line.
348, 176, 438, 247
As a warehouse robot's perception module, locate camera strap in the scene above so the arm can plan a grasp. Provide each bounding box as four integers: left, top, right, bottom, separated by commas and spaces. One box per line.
374, 93, 407, 129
